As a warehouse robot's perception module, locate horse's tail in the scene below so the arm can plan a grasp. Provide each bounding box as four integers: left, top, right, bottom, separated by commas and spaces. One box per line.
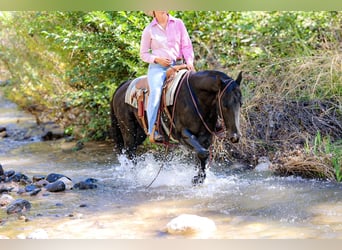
110, 92, 124, 153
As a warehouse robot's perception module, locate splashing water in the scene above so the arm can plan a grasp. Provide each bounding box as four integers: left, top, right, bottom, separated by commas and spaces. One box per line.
1, 141, 342, 239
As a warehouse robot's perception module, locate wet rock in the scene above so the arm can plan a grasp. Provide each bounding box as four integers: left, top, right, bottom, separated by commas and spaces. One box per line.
0, 163, 4, 176
45, 177, 73, 192
32, 175, 46, 183
6, 198, 31, 215
45, 180, 66, 192
16, 188, 26, 195
4, 170, 15, 178
72, 141, 84, 151
46, 173, 71, 183
73, 181, 97, 190
35, 179, 49, 187
84, 178, 98, 184
0, 131, 7, 138
8, 172, 32, 184
166, 214, 216, 236
0, 185, 14, 194
73, 178, 98, 190
59, 177, 73, 190
42, 131, 64, 141
0, 194, 14, 207
25, 184, 37, 192
29, 188, 41, 196
255, 156, 271, 172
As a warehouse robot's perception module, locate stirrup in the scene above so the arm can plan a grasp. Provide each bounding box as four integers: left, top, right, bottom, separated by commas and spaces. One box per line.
149, 132, 164, 143
149, 126, 164, 143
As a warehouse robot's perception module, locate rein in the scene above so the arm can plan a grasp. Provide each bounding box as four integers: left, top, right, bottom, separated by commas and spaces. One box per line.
186, 74, 235, 136
146, 71, 190, 189
146, 72, 236, 188
217, 78, 236, 132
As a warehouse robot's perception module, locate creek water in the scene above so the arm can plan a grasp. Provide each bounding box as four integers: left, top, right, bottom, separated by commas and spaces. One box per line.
0, 91, 342, 239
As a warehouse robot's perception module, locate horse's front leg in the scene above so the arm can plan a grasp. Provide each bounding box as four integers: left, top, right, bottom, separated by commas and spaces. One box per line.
181, 129, 209, 185
121, 123, 138, 163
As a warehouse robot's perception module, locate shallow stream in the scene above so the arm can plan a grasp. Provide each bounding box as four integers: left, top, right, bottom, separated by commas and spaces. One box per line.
1, 91, 342, 239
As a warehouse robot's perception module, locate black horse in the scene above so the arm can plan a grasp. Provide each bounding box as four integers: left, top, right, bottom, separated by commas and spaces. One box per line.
110, 70, 242, 184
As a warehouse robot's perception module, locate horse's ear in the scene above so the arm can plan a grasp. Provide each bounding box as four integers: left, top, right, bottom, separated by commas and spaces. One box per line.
235, 71, 243, 86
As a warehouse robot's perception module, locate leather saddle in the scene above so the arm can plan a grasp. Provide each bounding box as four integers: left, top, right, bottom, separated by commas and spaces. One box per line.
124, 65, 188, 135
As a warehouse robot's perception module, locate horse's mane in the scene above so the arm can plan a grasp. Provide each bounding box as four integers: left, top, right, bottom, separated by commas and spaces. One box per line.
117, 80, 130, 89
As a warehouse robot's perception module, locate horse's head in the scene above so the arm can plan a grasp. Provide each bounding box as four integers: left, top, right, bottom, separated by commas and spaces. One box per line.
218, 71, 242, 143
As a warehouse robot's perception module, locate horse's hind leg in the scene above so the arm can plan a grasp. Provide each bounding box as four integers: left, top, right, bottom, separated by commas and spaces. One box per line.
181, 129, 209, 185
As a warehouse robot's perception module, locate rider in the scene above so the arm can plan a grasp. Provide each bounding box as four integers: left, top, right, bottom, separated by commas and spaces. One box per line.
140, 11, 195, 143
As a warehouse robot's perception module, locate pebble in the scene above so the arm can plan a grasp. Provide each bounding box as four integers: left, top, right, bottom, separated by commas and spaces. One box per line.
0, 131, 7, 138
0, 194, 14, 207
32, 175, 46, 182
29, 188, 41, 196
25, 184, 37, 192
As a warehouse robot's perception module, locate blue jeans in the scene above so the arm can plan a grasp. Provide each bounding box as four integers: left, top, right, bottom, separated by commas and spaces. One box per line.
147, 63, 168, 134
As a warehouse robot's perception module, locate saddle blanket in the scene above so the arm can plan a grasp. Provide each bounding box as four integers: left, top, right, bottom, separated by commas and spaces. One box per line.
124, 69, 188, 109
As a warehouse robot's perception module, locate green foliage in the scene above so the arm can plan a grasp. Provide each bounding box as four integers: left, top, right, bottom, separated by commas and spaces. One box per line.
0, 11, 341, 140
306, 131, 342, 182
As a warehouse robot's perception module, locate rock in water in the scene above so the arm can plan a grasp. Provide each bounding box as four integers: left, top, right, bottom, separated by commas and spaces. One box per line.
45, 177, 73, 192
58, 177, 73, 190
73, 178, 98, 190
32, 175, 46, 183
46, 173, 71, 183
0, 194, 15, 206
0, 164, 4, 176
255, 156, 271, 172
45, 180, 65, 192
166, 214, 216, 236
6, 199, 31, 215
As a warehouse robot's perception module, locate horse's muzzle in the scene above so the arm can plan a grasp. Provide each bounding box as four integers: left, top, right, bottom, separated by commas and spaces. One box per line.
229, 133, 240, 143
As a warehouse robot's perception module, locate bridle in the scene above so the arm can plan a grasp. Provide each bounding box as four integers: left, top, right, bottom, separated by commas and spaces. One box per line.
148, 71, 237, 187
186, 72, 236, 136
216, 78, 237, 133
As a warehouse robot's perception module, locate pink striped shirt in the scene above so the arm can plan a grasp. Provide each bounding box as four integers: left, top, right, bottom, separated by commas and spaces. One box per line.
140, 14, 194, 65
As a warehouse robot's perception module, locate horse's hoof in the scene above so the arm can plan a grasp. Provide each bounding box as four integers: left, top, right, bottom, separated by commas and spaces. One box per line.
192, 173, 206, 186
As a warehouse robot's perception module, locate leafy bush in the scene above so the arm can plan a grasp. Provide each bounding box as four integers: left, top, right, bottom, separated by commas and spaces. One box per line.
0, 11, 341, 142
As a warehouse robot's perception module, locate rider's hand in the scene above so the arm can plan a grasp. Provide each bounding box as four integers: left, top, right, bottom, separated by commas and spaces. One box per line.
186, 63, 195, 71
154, 57, 171, 67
